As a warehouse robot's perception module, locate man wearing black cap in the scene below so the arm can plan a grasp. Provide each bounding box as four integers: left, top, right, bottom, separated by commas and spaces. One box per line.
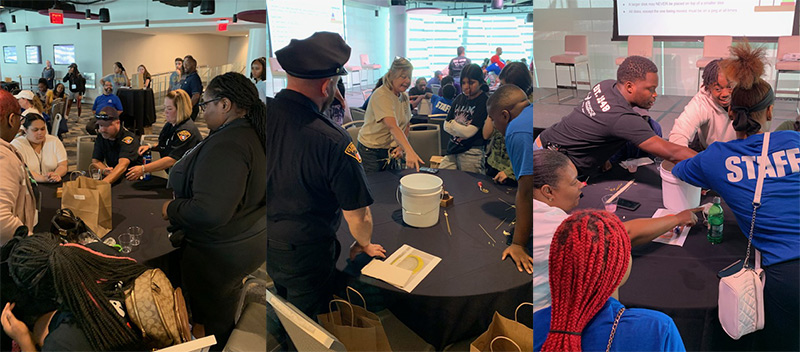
91, 107, 142, 184
266, 32, 387, 321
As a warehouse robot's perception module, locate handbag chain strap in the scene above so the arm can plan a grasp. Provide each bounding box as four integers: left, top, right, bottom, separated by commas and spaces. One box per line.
743, 132, 770, 270
605, 307, 625, 352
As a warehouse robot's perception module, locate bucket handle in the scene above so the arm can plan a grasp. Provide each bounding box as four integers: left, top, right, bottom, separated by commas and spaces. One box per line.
396, 185, 444, 216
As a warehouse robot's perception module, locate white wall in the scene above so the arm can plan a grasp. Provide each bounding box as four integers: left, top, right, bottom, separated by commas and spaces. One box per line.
532, 6, 790, 97
0, 24, 103, 97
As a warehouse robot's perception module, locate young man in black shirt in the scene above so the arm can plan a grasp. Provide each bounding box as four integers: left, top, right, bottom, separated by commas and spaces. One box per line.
536, 56, 696, 177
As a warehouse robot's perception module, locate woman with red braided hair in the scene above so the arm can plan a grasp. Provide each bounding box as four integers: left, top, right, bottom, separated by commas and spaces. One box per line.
672, 41, 799, 351
534, 210, 685, 352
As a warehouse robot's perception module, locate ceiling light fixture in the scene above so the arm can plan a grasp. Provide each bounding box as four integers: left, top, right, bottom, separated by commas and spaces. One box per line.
232, 14, 237, 23
200, 0, 215, 15
99, 8, 110, 23
188, 1, 194, 14
11, 15, 16, 23
77, 22, 80, 29
85, 9, 91, 20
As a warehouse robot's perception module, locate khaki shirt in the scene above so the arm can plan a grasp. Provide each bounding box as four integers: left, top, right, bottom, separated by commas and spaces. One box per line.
358, 85, 411, 149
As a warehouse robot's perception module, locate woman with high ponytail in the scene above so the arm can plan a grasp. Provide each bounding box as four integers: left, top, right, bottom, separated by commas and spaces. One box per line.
672, 41, 799, 351
164, 72, 266, 349
2, 233, 147, 351
534, 210, 685, 351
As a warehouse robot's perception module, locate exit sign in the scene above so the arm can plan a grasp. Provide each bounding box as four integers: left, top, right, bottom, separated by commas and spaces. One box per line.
217, 22, 228, 31
49, 10, 64, 24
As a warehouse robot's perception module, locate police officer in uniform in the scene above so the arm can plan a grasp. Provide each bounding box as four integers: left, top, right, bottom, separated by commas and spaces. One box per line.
91, 106, 142, 184
266, 32, 387, 321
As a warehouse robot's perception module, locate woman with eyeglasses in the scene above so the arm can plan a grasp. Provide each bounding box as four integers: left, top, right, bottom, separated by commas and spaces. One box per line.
11, 114, 67, 183
357, 57, 424, 173
125, 89, 202, 181
162, 72, 266, 349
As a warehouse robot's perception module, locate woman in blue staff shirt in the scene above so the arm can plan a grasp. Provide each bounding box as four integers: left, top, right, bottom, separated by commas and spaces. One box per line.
672, 42, 799, 352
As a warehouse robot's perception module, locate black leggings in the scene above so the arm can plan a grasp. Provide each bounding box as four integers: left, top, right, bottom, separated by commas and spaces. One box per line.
180, 230, 266, 350
755, 258, 799, 351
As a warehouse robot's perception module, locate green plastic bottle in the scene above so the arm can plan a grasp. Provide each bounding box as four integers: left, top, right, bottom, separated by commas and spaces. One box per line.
707, 197, 724, 244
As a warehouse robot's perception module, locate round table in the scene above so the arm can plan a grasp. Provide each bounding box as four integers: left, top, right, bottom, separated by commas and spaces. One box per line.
335, 169, 532, 349
578, 164, 755, 351
35, 177, 175, 263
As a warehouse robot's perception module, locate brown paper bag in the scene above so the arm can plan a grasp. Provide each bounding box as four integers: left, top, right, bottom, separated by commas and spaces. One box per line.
318, 299, 381, 352
61, 176, 112, 237
470, 303, 533, 352
339, 287, 392, 351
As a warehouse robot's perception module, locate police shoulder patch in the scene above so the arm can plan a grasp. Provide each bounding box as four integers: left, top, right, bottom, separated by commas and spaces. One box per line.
177, 130, 191, 142
122, 136, 134, 144
344, 142, 362, 163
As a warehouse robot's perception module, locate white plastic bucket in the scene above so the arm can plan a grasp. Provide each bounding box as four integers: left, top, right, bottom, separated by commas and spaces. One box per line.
659, 160, 700, 211
396, 173, 443, 228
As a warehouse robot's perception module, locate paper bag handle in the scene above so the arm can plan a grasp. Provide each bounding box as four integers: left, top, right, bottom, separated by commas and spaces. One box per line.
345, 286, 367, 310
328, 299, 355, 327
490, 336, 521, 352
514, 302, 533, 323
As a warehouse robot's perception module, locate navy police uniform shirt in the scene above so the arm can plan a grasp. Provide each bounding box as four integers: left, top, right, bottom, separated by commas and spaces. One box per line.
673, 131, 800, 266
266, 89, 374, 244
180, 72, 203, 102
92, 127, 143, 168
155, 119, 203, 161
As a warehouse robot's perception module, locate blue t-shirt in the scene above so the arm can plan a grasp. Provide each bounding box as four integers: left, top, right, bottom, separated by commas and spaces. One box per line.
180, 72, 203, 105
672, 131, 800, 266
92, 93, 123, 114
506, 104, 533, 177
534, 297, 686, 351
430, 95, 453, 116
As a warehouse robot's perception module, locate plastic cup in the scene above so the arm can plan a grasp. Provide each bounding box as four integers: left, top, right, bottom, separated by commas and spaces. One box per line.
128, 226, 143, 246
602, 194, 618, 213
118, 234, 133, 254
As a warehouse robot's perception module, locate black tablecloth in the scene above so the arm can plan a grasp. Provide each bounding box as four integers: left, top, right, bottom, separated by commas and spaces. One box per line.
117, 88, 157, 135
578, 164, 756, 351
35, 178, 174, 263
1, 81, 20, 92
335, 169, 532, 349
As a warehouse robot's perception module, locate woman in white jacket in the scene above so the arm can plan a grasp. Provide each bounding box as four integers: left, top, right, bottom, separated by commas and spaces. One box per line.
668, 59, 737, 150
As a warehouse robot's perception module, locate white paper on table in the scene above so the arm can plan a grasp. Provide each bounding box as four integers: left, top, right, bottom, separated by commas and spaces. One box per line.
651, 208, 690, 247
361, 244, 441, 293
619, 157, 654, 171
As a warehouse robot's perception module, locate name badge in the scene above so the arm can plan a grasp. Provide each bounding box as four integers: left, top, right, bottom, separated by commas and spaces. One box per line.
71, 84, 77, 90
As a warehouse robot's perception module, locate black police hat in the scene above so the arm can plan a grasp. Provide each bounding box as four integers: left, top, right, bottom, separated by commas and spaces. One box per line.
275, 32, 351, 79
95, 106, 119, 120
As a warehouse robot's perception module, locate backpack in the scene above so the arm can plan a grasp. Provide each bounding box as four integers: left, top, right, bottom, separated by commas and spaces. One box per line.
124, 268, 192, 349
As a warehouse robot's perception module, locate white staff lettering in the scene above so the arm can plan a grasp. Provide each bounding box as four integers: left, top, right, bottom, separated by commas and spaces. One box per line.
724, 148, 800, 182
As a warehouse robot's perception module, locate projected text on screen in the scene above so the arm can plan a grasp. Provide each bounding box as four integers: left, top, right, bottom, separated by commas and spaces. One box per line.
617, 0, 797, 37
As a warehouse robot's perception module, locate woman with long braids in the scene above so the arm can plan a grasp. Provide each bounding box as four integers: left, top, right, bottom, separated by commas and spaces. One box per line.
672, 41, 800, 351
534, 210, 685, 351
163, 72, 266, 349
1, 233, 147, 351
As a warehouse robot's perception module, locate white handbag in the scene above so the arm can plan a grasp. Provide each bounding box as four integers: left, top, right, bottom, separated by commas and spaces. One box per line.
718, 132, 770, 340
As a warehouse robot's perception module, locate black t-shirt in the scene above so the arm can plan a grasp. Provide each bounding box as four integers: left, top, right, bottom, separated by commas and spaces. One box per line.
155, 119, 203, 161
267, 90, 374, 245
42, 311, 94, 351
445, 92, 489, 155
93, 127, 143, 168
180, 72, 203, 104
538, 79, 656, 175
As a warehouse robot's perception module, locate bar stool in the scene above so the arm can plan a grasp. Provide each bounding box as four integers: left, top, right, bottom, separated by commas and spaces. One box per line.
550, 35, 591, 103
696, 36, 732, 91
345, 64, 363, 91
775, 35, 800, 113
615, 36, 654, 65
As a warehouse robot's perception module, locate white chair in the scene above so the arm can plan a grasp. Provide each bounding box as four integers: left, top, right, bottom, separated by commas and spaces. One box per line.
76, 135, 96, 173
696, 36, 732, 90
360, 54, 382, 86
268, 57, 287, 93
50, 113, 63, 137
342, 120, 364, 143
615, 36, 654, 65
349, 107, 365, 121
408, 123, 441, 165
550, 35, 591, 103
266, 290, 346, 352
157, 336, 216, 352
775, 35, 800, 112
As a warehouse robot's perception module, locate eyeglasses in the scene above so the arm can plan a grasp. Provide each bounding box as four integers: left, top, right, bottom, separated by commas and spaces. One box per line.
198, 97, 222, 112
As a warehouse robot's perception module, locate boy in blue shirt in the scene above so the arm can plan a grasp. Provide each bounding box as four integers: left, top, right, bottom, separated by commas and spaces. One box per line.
429, 84, 456, 116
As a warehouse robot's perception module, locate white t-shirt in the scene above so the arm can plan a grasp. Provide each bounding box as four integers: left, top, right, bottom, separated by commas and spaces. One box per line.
358, 85, 411, 149
22, 107, 42, 117
531, 199, 569, 312
11, 135, 67, 176
255, 80, 267, 105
